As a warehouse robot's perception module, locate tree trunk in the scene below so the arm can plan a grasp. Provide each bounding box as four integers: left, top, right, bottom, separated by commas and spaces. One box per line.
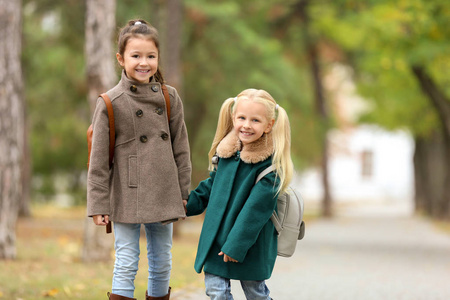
413, 133, 446, 217
19, 112, 31, 217
0, 0, 24, 260
85, 0, 117, 112
157, 0, 184, 237
296, 0, 333, 217
163, 0, 183, 91
82, 0, 116, 262
411, 65, 450, 219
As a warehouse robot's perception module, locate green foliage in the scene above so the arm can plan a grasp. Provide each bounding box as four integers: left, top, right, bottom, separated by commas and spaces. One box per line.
183, 0, 321, 183
312, 0, 450, 137
23, 0, 450, 199
23, 0, 88, 197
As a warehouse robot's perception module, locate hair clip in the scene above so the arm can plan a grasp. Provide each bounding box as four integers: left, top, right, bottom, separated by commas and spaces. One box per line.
275, 104, 280, 111
134, 21, 142, 25
234, 97, 237, 103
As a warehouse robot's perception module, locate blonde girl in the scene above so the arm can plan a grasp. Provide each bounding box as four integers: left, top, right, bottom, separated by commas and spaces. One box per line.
87, 19, 191, 300
184, 88, 293, 299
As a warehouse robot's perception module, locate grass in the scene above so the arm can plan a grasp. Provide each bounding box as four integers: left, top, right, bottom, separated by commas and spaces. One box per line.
0, 204, 205, 300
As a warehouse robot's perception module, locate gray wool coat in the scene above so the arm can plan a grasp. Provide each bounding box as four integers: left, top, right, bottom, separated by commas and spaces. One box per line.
87, 71, 191, 223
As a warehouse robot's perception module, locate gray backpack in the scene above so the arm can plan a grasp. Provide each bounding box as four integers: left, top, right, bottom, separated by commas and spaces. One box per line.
256, 165, 305, 257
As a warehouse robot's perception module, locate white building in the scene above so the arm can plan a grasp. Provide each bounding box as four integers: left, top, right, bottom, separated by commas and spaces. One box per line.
294, 65, 415, 215
294, 125, 414, 204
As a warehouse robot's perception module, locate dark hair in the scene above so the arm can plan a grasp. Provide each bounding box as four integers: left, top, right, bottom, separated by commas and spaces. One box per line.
117, 19, 164, 84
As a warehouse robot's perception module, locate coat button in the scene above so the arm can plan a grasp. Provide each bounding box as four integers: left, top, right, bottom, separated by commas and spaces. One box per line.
130, 85, 137, 92
151, 86, 159, 92
155, 107, 164, 115
161, 133, 169, 140
140, 135, 148, 143
136, 109, 143, 117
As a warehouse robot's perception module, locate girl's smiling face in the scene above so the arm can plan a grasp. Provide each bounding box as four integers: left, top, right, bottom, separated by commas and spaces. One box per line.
233, 99, 274, 146
116, 37, 158, 83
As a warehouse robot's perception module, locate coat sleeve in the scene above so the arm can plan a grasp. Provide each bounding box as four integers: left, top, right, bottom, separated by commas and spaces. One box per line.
168, 87, 192, 200
221, 171, 279, 262
186, 171, 216, 216
87, 97, 112, 217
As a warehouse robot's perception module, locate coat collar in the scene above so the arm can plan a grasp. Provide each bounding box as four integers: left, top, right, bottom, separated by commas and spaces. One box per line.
118, 70, 161, 96
216, 131, 273, 164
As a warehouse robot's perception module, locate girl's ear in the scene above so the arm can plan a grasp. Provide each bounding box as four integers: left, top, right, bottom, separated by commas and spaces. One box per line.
116, 53, 124, 67
265, 119, 275, 133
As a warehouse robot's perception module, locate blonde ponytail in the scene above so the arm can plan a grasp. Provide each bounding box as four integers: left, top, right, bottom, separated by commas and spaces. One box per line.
271, 106, 294, 194
208, 98, 235, 170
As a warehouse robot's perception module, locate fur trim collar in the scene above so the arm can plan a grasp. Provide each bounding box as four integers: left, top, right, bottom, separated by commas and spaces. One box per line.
216, 131, 273, 164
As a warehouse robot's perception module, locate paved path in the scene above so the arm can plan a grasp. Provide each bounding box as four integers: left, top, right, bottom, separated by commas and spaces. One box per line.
174, 209, 450, 299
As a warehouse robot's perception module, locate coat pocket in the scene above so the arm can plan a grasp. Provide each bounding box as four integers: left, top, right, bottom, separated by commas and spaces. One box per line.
128, 155, 138, 187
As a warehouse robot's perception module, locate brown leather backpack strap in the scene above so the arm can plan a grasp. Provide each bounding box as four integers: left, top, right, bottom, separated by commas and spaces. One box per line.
100, 93, 114, 235
161, 84, 170, 123
100, 93, 115, 168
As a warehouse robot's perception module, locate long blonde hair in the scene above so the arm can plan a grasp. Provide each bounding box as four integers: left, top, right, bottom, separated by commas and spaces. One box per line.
208, 89, 294, 194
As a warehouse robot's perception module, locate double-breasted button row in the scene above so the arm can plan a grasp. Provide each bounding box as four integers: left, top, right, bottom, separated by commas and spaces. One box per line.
140, 134, 169, 143
130, 85, 160, 93
154, 107, 164, 115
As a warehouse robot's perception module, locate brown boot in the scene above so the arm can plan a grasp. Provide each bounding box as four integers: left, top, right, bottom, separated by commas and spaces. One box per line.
145, 287, 171, 300
107, 292, 137, 300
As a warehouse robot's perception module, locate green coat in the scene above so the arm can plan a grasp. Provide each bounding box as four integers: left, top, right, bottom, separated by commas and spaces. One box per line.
186, 150, 279, 281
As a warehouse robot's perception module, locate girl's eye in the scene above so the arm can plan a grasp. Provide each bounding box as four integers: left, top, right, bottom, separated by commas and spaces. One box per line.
149, 55, 156, 59
252, 119, 260, 122
132, 55, 139, 58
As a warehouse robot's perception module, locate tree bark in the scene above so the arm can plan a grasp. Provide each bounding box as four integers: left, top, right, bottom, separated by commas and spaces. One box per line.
157, 0, 184, 237
85, 0, 117, 112
413, 133, 446, 217
82, 0, 116, 262
0, 0, 24, 259
163, 0, 183, 92
296, 0, 333, 217
411, 65, 450, 219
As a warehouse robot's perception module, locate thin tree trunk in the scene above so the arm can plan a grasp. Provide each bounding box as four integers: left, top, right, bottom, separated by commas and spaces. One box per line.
163, 0, 183, 91
296, 0, 333, 217
0, 0, 24, 259
158, 0, 184, 237
82, 0, 116, 262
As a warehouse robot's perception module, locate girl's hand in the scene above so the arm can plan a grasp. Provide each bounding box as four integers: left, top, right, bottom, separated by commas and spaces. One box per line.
218, 251, 238, 263
93, 214, 109, 226
182, 200, 187, 213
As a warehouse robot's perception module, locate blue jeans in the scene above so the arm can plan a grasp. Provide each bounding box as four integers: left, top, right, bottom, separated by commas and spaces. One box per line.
112, 222, 172, 298
204, 272, 271, 300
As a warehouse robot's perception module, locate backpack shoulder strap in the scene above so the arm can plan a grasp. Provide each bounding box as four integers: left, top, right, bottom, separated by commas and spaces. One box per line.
255, 165, 275, 184
100, 93, 115, 169
254, 165, 283, 234
161, 84, 171, 123
99, 93, 114, 234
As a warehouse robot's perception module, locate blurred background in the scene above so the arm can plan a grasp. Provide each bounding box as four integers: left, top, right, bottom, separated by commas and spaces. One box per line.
1, 0, 449, 299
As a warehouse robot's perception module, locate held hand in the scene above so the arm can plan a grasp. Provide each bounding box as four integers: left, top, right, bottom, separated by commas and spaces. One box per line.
181, 200, 188, 220
182, 200, 187, 213
93, 214, 109, 226
218, 251, 238, 263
